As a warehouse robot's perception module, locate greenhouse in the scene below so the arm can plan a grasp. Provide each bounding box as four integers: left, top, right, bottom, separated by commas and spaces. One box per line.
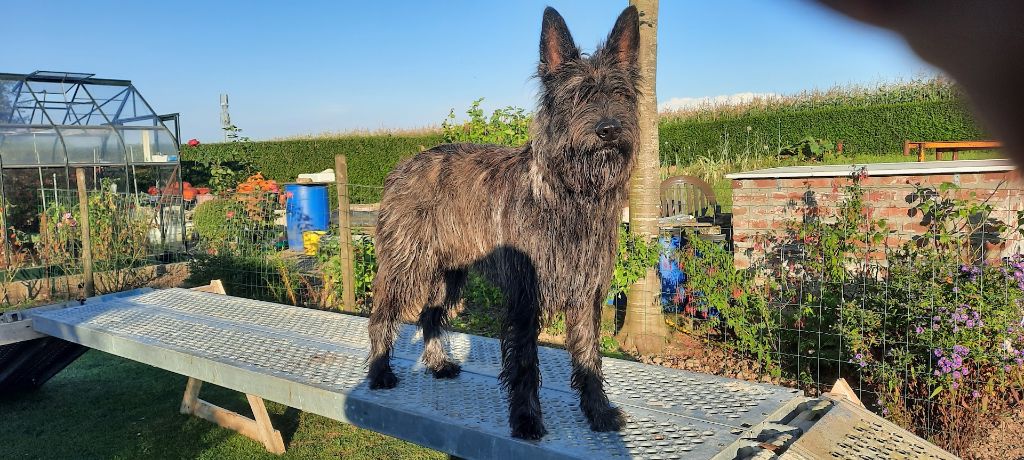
0, 71, 186, 297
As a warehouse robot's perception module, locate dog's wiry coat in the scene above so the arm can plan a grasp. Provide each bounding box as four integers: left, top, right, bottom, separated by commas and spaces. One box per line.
367, 6, 641, 440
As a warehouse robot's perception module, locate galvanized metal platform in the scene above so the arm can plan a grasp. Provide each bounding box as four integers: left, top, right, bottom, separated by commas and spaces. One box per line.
27, 288, 957, 459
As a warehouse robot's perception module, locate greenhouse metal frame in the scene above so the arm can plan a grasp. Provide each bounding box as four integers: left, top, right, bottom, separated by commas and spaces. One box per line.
0, 71, 187, 267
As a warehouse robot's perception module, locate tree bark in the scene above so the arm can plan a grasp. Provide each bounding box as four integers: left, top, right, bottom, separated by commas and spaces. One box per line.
617, 0, 666, 354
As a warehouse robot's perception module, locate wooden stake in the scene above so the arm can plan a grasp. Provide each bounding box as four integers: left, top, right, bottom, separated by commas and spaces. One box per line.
335, 155, 357, 311
75, 168, 94, 297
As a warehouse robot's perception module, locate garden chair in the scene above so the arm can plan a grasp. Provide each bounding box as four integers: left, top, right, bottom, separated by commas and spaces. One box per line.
659, 175, 719, 220
659, 175, 727, 245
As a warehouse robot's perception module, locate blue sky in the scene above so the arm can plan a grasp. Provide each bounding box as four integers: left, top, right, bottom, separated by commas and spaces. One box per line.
5, 0, 932, 142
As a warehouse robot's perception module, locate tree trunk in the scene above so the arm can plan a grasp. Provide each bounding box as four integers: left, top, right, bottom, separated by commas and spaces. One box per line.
617, 0, 666, 355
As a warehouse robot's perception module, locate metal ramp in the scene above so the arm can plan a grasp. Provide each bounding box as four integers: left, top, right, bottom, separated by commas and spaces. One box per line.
26, 288, 957, 459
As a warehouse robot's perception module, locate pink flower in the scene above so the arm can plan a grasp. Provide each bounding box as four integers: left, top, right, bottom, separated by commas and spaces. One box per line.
187, 138, 200, 147
226, 211, 235, 219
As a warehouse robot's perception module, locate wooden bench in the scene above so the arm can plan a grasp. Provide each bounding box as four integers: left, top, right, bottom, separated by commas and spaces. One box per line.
903, 140, 1002, 162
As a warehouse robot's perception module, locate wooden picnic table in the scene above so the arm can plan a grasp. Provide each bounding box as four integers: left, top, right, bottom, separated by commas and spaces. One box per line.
904, 140, 1002, 162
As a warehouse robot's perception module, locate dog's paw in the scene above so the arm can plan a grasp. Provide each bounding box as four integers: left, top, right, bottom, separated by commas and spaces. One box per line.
510, 413, 548, 440
430, 361, 461, 379
368, 368, 399, 390
585, 405, 627, 432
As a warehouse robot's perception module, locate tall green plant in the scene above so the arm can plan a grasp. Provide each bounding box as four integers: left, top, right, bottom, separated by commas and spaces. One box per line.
441, 98, 531, 146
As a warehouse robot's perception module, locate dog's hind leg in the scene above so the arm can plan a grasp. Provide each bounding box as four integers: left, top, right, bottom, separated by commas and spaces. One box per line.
420, 269, 467, 379
368, 261, 431, 389
565, 290, 626, 432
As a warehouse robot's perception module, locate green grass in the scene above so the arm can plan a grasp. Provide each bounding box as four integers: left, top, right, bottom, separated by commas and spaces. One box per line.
0, 351, 444, 460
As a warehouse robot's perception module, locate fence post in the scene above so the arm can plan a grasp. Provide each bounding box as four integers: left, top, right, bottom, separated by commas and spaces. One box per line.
75, 168, 95, 298
335, 155, 357, 311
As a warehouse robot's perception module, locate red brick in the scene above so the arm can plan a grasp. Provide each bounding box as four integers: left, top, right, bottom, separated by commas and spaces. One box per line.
791, 178, 830, 188
980, 172, 1012, 182
747, 179, 778, 189
902, 222, 930, 233
879, 207, 911, 218
866, 190, 897, 202
731, 180, 743, 189
731, 207, 748, 216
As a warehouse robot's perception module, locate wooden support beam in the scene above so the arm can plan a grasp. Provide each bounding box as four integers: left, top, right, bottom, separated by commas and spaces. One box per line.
179, 377, 286, 454
179, 280, 286, 454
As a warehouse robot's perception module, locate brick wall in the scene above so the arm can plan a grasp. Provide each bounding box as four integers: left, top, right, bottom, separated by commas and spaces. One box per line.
730, 166, 1024, 270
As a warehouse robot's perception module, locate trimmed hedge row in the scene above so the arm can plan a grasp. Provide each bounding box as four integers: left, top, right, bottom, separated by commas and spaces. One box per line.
659, 99, 985, 164
182, 133, 443, 203
183, 97, 986, 201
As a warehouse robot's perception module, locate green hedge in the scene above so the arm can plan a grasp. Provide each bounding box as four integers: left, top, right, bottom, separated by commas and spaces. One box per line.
181, 133, 444, 203
182, 89, 987, 201
659, 99, 985, 164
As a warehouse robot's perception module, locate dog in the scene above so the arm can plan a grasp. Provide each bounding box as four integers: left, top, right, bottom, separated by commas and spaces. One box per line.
367, 6, 640, 440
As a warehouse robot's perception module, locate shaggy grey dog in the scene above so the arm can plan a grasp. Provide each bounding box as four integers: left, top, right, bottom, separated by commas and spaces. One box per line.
367, 6, 640, 440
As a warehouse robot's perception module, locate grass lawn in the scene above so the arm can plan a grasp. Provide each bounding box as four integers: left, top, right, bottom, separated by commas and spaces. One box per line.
0, 350, 444, 460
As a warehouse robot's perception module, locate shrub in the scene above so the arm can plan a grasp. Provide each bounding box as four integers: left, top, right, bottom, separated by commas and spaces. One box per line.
441, 98, 530, 146
192, 199, 240, 242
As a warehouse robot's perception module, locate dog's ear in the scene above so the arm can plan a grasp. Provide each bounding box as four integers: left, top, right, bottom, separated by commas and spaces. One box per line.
539, 7, 579, 75
605, 5, 640, 71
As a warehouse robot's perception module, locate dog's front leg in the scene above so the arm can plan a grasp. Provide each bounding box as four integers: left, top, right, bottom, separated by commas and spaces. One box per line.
499, 287, 546, 440
565, 293, 626, 432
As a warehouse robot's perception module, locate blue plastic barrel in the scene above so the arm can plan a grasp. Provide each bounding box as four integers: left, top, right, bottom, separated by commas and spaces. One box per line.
284, 184, 330, 251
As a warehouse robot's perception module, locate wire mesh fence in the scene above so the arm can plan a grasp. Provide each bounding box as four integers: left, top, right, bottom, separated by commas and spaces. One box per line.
0, 180, 188, 311
658, 166, 1024, 453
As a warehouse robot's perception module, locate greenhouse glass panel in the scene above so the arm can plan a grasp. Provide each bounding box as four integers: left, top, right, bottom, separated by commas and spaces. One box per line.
121, 127, 179, 163
58, 127, 126, 164
0, 126, 63, 166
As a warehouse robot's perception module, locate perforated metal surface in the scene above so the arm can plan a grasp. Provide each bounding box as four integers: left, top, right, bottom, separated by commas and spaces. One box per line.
31, 288, 805, 459
780, 397, 959, 460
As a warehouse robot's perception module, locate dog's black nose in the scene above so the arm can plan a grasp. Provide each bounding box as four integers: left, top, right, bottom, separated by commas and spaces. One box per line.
595, 118, 622, 141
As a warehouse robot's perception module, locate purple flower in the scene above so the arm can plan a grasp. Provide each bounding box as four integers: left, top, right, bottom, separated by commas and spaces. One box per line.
972, 390, 981, 399
934, 369, 942, 376
966, 320, 976, 328
932, 324, 940, 331
952, 381, 960, 389
952, 371, 962, 379
952, 286, 960, 293
934, 348, 943, 357
855, 353, 864, 360
881, 408, 889, 415
915, 326, 925, 334
953, 345, 969, 355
